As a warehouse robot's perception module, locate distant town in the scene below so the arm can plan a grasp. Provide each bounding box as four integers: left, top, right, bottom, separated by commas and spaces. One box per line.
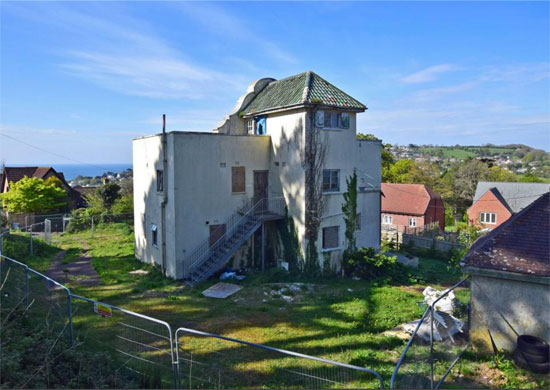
391, 143, 550, 177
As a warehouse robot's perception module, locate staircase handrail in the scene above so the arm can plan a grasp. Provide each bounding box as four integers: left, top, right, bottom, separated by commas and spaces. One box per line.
184, 197, 254, 272
188, 197, 285, 274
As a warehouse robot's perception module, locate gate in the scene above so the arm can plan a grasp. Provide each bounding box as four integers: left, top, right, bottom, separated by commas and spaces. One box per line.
175, 327, 384, 389
69, 294, 177, 388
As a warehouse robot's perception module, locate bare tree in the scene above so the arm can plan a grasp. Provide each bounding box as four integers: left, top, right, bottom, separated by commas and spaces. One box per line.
295, 109, 328, 269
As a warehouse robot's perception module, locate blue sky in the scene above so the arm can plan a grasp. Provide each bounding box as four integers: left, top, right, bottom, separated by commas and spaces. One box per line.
1, 1, 549, 164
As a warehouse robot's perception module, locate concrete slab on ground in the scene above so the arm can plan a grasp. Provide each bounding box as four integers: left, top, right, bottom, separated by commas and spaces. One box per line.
387, 252, 419, 268
202, 282, 242, 299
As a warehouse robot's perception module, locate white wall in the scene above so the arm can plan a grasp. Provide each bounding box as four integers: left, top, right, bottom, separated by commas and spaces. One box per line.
133, 134, 165, 270
265, 109, 307, 257
171, 132, 270, 278
134, 108, 381, 278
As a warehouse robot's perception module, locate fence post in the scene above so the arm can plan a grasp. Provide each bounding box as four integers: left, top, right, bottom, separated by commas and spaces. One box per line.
91, 216, 94, 239
29, 224, 33, 256
25, 266, 29, 307
430, 306, 434, 389
67, 292, 74, 345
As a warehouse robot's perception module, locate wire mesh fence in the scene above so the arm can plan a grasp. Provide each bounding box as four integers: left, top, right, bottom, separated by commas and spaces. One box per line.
69, 294, 177, 389
1, 251, 384, 389
390, 278, 470, 389
175, 327, 384, 389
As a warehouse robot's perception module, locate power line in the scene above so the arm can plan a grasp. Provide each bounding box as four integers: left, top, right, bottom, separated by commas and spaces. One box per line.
0, 132, 119, 171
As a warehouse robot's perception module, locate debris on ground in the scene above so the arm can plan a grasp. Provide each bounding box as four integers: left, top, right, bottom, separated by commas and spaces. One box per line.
399, 286, 464, 342
202, 282, 243, 299
129, 269, 149, 275
219, 268, 246, 281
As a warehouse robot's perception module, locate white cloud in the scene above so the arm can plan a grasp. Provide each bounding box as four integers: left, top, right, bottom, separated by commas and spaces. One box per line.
9, 2, 250, 100
480, 63, 549, 83
177, 2, 297, 64
400, 64, 460, 84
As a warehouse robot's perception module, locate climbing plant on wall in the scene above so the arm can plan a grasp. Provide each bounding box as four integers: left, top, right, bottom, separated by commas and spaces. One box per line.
342, 169, 358, 254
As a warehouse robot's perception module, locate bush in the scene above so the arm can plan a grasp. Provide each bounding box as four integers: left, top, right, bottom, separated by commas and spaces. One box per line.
343, 247, 406, 281
2, 234, 30, 259
66, 208, 94, 233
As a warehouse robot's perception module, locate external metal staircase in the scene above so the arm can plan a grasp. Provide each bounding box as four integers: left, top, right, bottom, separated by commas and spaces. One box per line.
186, 198, 285, 283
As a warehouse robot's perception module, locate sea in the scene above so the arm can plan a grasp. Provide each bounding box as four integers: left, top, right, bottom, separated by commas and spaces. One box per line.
11, 163, 132, 180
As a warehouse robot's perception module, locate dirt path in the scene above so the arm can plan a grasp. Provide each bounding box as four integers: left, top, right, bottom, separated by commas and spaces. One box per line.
46, 239, 101, 287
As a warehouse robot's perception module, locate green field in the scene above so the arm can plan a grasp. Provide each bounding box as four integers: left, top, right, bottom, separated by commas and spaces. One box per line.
2, 223, 548, 389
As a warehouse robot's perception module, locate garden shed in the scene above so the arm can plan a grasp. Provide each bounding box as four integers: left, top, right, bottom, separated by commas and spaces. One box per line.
462, 192, 550, 352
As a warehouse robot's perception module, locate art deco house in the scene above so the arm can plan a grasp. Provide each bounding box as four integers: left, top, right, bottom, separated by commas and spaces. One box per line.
133, 71, 381, 281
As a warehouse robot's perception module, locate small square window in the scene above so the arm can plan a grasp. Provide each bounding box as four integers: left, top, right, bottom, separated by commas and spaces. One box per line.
322, 226, 339, 249
156, 170, 164, 192
246, 119, 254, 134
151, 224, 158, 247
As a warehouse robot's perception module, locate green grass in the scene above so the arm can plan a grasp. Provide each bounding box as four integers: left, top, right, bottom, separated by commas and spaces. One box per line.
6, 223, 548, 389
420, 147, 477, 159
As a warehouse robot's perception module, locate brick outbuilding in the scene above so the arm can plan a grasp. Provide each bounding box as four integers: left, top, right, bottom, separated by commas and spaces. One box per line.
381, 183, 445, 231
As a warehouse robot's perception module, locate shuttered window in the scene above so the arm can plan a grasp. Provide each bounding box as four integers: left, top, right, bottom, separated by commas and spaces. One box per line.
322, 226, 339, 249
232, 166, 245, 193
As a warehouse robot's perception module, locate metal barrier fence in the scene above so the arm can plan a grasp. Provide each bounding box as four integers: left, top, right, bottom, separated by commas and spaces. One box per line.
175, 327, 384, 389
390, 278, 470, 389
0, 254, 176, 388
70, 294, 177, 388
1, 249, 385, 389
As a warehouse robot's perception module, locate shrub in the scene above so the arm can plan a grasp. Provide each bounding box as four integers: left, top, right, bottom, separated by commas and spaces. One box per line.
343, 247, 404, 281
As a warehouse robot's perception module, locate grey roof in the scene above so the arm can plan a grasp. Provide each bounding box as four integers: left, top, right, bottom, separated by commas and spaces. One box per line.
473, 181, 550, 213
243, 71, 366, 115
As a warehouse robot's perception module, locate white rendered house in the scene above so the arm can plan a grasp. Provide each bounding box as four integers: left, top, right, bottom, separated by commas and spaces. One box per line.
133, 71, 381, 281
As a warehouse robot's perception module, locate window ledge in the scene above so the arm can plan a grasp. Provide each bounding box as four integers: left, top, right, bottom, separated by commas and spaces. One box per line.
321, 247, 343, 253
323, 191, 343, 195
322, 127, 345, 131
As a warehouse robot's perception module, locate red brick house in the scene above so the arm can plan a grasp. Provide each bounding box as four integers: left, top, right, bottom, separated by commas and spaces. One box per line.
381, 183, 445, 231
1, 166, 82, 208
467, 182, 550, 229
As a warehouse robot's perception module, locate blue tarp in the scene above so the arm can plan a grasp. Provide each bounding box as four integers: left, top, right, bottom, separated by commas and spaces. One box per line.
255, 116, 266, 135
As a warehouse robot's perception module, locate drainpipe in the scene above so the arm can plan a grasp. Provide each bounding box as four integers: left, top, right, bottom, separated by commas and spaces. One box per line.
161, 114, 168, 276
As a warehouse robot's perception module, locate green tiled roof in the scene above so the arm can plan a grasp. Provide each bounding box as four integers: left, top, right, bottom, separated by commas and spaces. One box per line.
243, 71, 366, 115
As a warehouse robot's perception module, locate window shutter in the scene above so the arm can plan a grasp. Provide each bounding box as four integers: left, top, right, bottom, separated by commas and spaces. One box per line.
232, 167, 245, 193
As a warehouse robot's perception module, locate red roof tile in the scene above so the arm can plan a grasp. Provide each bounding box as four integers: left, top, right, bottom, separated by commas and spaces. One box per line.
381, 183, 441, 216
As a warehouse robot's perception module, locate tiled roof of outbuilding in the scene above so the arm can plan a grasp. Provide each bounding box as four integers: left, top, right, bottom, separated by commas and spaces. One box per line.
462, 192, 550, 277
381, 183, 441, 216
243, 71, 366, 115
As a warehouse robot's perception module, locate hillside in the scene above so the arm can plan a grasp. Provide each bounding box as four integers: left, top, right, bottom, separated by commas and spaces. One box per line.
391, 144, 550, 178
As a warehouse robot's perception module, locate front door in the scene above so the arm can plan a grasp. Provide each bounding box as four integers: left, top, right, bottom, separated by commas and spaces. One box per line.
253, 171, 268, 203
209, 224, 226, 246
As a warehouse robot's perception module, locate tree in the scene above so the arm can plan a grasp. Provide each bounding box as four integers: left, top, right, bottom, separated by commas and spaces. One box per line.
96, 182, 121, 210
385, 160, 414, 183
342, 170, 358, 253
111, 194, 133, 214
0, 176, 68, 213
